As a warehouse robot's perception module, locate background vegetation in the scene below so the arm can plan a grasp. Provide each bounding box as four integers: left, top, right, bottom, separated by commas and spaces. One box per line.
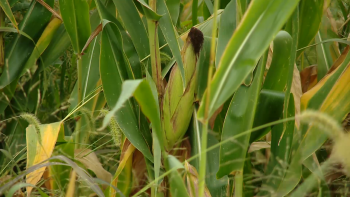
1, 0, 350, 196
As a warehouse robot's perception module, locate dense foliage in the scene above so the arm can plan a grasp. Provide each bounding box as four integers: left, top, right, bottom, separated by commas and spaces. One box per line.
1, 0, 350, 196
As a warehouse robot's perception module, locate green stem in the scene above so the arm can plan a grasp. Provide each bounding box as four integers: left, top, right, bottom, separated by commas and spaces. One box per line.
198, 120, 208, 196
234, 170, 243, 197
133, 116, 296, 197
75, 56, 83, 148
147, 0, 163, 97
147, 1, 162, 196
198, 0, 219, 196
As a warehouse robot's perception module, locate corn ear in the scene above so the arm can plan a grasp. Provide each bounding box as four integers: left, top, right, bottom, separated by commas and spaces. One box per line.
162, 27, 203, 150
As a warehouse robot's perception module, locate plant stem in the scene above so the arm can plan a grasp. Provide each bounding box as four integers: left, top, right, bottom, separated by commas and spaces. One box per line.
198, 0, 219, 196
147, 1, 162, 196
147, 0, 163, 98
76, 56, 83, 148
234, 170, 243, 197
198, 119, 208, 197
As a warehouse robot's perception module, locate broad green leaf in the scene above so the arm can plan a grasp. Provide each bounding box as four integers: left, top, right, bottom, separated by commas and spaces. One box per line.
297, 0, 324, 58
136, 0, 162, 21
216, 49, 265, 178
166, 0, 180, 25
59, 0, 91, 53
102, 78, 164, 195
0, 0, 53, 87
39, 24, 71, 69
315, 15, 340, 81
315, 31, 331, 82
259, 94, 295, 195
165, 155, 190, 197
204, 0, 213, 14
263, 31, 293, 91
197, 0, 301, 120
216, 0, 236, 68
0, 0, 53, 112
69, 10, 102, 111
250, 31, 294, 142
0, 0, 18, 30
103, 79, 165, 152
20, 18, 62, 76
112, 0, 150, 59
95, 0, 143, 79
283, 7, 299, 126
189, 116, 228, 196
26, 122, 63, 196
100, 25, 153, 161
95, 0, 153, 159
157, 0, 186, 87
276, 50, 350, 196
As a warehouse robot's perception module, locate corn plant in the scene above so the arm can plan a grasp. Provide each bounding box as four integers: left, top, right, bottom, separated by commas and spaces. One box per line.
1, 0, 350, 196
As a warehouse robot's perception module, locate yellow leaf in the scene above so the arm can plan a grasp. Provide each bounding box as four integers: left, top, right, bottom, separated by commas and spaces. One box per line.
109, 139, 135, 197
26, 122, 63, 196
65, 171, 77, 197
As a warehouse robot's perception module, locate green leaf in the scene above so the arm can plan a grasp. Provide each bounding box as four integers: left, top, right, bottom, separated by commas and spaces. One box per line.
216, 49, 265, 178
189, 120, 228, 196
0, 0, 54, 109
100, 24, 153, 162
20, 18, 62, 76
112, 0, 150, 59
166, 0, 180, 25
263, 31, 293, 92
315, 15, 340, 81
103, 79, 165, 152
39, 25, 71, 69
95, 0, 143, 79
0, 0, 18, 30
259, 94, 295, 195
136, 0, 162, 21
197, 0, 301, 120
297, 0, 324, 58
250, 90, 285, 142
59, 0, 91, 53
69, 10, 102, 111
102, 78, 165, 192
165, 155, 190, 197
157, 0, 186, 87
216, 0, 236, 68
276, 49, 350, 196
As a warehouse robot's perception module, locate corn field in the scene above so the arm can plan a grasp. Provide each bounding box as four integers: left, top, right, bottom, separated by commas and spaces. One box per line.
1, 0, 350, 196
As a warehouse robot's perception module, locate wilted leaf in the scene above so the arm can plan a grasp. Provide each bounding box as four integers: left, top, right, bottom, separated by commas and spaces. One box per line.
75, 149, 112, 184
26, 122, 63, 196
